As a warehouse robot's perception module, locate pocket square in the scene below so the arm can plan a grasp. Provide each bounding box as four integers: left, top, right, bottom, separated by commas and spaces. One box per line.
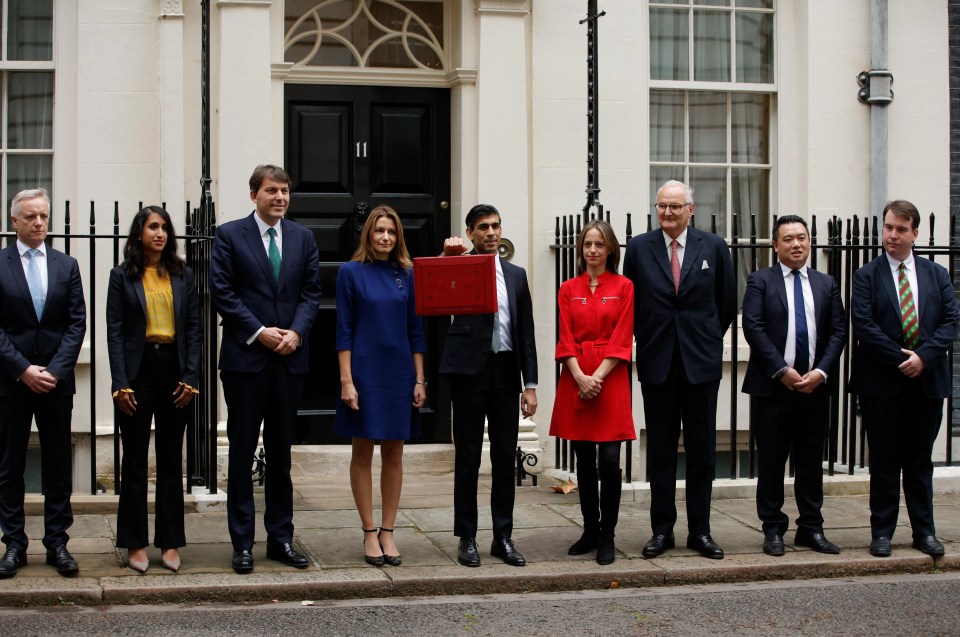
701, 260, 710, 270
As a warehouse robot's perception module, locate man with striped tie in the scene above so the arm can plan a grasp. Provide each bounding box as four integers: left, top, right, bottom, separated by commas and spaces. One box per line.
850, 200, 959, 558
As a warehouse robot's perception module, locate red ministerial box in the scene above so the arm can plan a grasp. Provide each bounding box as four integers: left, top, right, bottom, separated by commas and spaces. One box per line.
413, 254, 498, 316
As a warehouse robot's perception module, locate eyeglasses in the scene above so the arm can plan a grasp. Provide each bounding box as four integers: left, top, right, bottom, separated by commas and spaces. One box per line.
655, 203, 691, 213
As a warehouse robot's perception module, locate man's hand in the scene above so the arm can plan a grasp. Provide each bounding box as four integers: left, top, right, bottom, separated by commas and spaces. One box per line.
21, 365, 57, 394
443, 236, 469, 256
521, 388, 538, 418
779, 367, 802, 391
114, 391, 137, 416
898, 348, 925, 378
794, 370, 825, 394
341, 381, 359, 410
257, 327, 300, 355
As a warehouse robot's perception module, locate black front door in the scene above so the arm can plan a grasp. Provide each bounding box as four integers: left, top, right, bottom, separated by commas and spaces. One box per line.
285, 84, 451, 444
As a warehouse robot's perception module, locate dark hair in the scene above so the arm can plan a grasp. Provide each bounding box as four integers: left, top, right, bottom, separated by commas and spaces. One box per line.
121, 206, 185, 278
576, 219, 621, 274
249, 164, 292, 193
772, 215, 809, 242
351, 204, 413, 269
883, 200, 921, 230
464, 203, 500, 231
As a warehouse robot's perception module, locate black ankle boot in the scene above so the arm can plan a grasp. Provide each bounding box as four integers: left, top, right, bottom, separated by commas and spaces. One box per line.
596, 531, 615, 565
568, 530, 599, 555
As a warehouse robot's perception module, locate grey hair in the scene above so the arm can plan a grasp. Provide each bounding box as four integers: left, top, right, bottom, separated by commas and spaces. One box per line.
657, 180, 694, 204
11, 188, 50, 217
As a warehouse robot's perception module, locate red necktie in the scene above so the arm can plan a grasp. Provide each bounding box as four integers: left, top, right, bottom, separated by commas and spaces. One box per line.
899, 263, 919, 349
670, 239, 681, 293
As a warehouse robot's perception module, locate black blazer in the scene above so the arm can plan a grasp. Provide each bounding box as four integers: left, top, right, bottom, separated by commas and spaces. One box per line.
623, 226, 736, 385
850, 253, 959, 400
106, 265, 202, 393
0, 244, 86, 396
741, 265, 846, 396
439, 255, 538, 391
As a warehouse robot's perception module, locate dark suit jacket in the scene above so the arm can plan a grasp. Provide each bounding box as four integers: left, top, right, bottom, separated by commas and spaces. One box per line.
741, 265, 846, 396
439, 255, 537, 391
623, 226, 736, 385
850, 253, 959, 400
106, 265, 202, 393
0, 244, 86, 396
210, 213, 321, 374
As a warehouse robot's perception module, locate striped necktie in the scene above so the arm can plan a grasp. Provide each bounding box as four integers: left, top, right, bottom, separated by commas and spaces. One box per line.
898, 262, 919, 349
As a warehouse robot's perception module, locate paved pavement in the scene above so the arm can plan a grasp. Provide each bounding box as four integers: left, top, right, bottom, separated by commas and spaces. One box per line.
2, 473, 958, 606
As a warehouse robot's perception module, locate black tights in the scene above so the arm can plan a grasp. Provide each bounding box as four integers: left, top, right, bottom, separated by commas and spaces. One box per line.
573, 440, 623, 534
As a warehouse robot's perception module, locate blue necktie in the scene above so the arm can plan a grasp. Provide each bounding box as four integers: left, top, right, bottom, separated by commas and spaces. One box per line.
26, 248, 45, 319
793, 269, 809, 375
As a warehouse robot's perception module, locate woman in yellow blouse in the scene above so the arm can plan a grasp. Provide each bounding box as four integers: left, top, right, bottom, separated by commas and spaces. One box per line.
107, 206, 201, 573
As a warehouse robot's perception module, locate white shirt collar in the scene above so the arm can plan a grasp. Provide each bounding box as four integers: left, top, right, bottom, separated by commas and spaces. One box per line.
662, 228, 688, 249
253, 212, 280, 237
779, 262, 807, 278
885, 251, 914, 270
16, 239, 46, 257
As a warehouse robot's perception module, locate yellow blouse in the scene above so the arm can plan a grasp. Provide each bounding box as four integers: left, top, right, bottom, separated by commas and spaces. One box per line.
143, 266, 175, 343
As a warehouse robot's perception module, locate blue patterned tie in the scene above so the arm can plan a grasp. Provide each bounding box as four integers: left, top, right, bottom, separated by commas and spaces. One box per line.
267, 227, 281, 284
793, 269, 809, 375
26, 248, 45, 318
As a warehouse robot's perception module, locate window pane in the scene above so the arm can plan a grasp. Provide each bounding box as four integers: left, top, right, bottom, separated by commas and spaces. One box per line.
736, 0, 773, 8
7, 0, 53, 61
736, 11, 774, 83
698, 0, 731, 5
731, 167, 769, 238
651, 90, 685, 162
689, 167, 726, 235
689, 92, 727, 163
693, 10, 730, 81
650, 8, 689, 81
7, 155, 53, 218
731, 94, 769, 163
8, 72, 54, 149
649, 167, 681, 231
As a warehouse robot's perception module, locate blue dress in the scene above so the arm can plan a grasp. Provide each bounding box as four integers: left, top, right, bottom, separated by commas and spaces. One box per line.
333, 260, 426, 440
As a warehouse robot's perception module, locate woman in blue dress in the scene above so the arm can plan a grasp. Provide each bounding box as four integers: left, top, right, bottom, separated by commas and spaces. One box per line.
335, 205, 426, 566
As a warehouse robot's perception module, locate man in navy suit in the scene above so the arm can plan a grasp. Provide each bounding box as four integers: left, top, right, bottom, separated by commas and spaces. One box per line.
211, 165, 321, 573
440, 204, 538, 567
0, 189, 86, 578
623, 180, 736, 559
741, 215, 846, 556
850, 200, 958, 558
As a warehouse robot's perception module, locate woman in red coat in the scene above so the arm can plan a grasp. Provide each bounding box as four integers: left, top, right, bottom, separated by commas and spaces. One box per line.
550, 219, 635, 565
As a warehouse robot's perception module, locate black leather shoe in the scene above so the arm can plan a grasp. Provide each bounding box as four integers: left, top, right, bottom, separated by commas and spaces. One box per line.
642, 533, 675, 558
266, 541, 309, 568
46, 545, 79, 575
0, 547, 26, 578
596, 532, 615, 565
869, 536, 892, 557
912, 535, 945, 556
568, 531, 599, 555
686, 534, 724, 559
232, 549, 254, 573
762, 534, 785, 556
794, 531, 840, 555
490, 538, 526, 567
457, 537, 481, 567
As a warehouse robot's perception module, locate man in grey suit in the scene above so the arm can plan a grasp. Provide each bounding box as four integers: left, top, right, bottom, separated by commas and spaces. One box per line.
440, 204, 538, 568
623, 180, 736, 559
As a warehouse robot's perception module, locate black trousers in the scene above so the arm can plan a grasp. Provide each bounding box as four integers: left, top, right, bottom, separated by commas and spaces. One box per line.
860, 393, 942, 539
222, 359, 303, 551
572, 440, 623, 535
753, 386, 829, 536
115, 344, 187, 549
641, 346, 719, 536
450, 352, 520, 540
0, 387, 74, 551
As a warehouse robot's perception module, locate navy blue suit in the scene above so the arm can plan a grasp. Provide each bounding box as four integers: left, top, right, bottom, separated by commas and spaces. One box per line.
623, 226, 736, 536
0, 244, 86, 551
210, 213, 321, 551
439, 255, 537, 541
741, 265, 846, 536
850, 253, 958, 540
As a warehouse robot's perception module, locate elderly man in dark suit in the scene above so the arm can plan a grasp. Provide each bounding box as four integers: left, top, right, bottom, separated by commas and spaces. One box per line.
210, 165, 321, 573
850, 200, 958, 558
440, 204, 538, 568
623, 180, 736, 559
742, 215, 846, 557
0, 189, 86, 578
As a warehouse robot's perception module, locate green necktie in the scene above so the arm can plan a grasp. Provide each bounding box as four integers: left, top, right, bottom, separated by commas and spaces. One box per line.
898, 263, 919, 349
267, 227, 281, 284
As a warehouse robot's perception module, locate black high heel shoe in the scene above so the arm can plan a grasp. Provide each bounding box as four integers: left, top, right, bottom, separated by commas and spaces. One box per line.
378, 527, 402, 566
363, 528, 384, 566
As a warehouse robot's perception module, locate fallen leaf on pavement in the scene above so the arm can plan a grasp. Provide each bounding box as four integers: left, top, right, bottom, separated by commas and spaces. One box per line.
551, 477, 578, 494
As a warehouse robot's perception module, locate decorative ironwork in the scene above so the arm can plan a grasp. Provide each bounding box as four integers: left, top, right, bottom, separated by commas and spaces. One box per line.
515, 446, 538, 487
252, 448, 267, 486
580, 0, 606, 224
353, 201, 370, 231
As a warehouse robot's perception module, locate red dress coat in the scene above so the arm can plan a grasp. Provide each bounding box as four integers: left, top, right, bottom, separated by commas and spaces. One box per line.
549, 271, 636, 442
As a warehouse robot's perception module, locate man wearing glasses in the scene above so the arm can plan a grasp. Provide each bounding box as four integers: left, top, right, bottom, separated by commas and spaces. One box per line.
623, 180, 736, 559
